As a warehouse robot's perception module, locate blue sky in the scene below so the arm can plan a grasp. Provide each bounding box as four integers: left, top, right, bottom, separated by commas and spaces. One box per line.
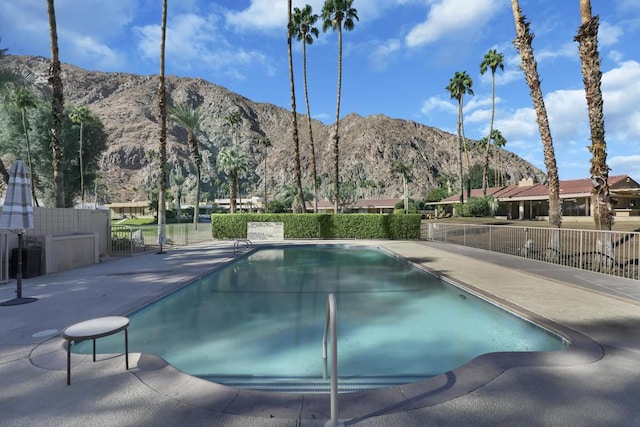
1, 0, 639, 181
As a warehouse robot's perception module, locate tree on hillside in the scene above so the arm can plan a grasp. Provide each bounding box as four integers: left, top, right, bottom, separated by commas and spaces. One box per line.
224, 110, 242, 147
446, 71, 474, 204
258, 137, 272, 210
322, 0, 358, 213
9, 87, 39, 205
287, 0, 306, 213
479, 129, 507, 187
69, 105, 92, 208
157, 0, 168, 252
0, 43, 19, 185
170, 170, 186, 223
575, 0, 611, 232
169, 103, 203, 227
391, 160, 412, 214
292, 4, 320, 213
217, 147, 248, 213
47, 0, 65, 207
480, 49, 504, 196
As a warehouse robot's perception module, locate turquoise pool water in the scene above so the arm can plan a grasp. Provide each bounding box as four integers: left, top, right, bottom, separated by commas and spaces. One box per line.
79, 246, 567, 392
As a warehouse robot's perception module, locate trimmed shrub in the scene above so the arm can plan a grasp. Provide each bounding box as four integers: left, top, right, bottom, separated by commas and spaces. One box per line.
210, 213, 421, 240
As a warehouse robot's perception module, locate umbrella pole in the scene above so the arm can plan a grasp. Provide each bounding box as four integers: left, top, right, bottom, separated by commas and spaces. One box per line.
0, 232, 37, 306
16, 232, 23, 298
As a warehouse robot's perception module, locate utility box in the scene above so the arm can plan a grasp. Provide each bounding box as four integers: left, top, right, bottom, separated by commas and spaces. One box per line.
9, 247, 42, 279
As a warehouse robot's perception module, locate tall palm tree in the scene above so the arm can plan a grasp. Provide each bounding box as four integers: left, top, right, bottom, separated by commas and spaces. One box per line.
258, 137, 272, 210
292, 4, 320, 213
47, 0, 65, 207
217, 147, 247, 213
391, 160, 412, 214
287, 0, 306, 213
170, 171, 185, 223
511, 1, 561, 232
169, 103, 202, 227
10, 87, 39, 206
321, 0, 358, 213
69, 105, 91, 208
576, 0, 610, 232
480, 49, 504, 196
446, 71, 474, 203
156, 0, 168, 252
224, 111, 242, 147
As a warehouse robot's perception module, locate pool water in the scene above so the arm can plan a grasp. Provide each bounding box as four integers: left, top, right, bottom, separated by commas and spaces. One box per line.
78, 246, 567, 392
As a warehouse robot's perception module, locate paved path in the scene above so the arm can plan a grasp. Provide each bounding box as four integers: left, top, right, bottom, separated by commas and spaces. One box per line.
1, 240, 640, 426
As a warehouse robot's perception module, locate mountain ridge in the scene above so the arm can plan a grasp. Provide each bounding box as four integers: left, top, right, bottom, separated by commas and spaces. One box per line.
3, 55, 545, 205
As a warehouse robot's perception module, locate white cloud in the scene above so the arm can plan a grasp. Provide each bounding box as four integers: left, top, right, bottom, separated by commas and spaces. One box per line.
609, 155, 640, 178
134, 13, 267, 78
405, 0, 499, 48
420, 96, 456, 117
537, 42, 576, 63
368, 39, 402, 71
598, 21, 623, 47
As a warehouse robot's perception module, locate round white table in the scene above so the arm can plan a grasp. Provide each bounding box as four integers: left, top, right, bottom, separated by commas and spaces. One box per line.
62, 316, 130, 385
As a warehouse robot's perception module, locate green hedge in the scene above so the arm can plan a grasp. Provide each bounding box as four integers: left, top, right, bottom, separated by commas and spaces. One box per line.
210, 213, 421, 240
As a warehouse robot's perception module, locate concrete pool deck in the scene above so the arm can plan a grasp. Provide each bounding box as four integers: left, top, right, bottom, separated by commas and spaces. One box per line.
1, 240, 640, 426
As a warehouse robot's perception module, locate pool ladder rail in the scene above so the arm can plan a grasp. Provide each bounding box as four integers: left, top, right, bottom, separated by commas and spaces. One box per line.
323, 293, 344, 427
233, 239, 252, 253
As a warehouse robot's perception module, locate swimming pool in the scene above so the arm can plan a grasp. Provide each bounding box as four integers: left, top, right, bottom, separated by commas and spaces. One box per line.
79, 245, 567, 392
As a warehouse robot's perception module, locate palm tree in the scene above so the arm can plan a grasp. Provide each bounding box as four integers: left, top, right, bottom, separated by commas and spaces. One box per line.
575, 0, 610, 233
170, 171, 186, 223
224, 111, 242, 147
156, 0, 168, 252
217, 147, 248, 214
511, 1, 561, 233
321, 0, 358, 213
292, 4, 320, 213
287, 0, 306, 213
69, 105, 92, 208
258, 137, 272, 210
446, 71, 474, 204
169, 103, 202, 227
47, 0, 65, 207
10, 87, 39, 206
391, 160, 412, 214
480, 49, 504, 196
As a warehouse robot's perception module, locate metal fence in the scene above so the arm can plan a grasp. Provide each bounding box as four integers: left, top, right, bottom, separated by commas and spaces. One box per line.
422, 222, 640, 280
110, 223, 212, 256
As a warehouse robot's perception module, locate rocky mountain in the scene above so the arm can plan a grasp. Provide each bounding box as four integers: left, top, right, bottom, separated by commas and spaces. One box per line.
3, 55, 545, 205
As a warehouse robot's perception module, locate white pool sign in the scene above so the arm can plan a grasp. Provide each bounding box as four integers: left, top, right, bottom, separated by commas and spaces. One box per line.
247, 222, 284, 241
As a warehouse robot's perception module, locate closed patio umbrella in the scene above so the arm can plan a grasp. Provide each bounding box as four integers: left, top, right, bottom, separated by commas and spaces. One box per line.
0, 160, 37, 306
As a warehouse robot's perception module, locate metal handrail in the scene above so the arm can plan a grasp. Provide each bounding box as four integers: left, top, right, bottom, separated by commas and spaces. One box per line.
322, 293, 342, 427
233, 239, 252, 253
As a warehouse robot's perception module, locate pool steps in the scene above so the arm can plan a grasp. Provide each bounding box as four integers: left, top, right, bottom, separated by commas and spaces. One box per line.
196, 375, 429, 393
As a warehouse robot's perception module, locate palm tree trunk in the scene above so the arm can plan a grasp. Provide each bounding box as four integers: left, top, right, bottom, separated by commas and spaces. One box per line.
0, 159, 9, 185
577, 0, 613, 270
303, 40, 318, 213
230, 170, 237, 213
576, 4, 610, 232
194, 165, 201, 229
287, 0, 305, 213
20, 110, 39, 206
156, 0, 168, 252
333, 26, 343, 213
47, 0, 65, 208
263, 154, 268, 211
460, 108, 471, 199
457, 100, 464, 205
482, 74, 496, 196
512, 0, 562, 261
79, 122, 84, 208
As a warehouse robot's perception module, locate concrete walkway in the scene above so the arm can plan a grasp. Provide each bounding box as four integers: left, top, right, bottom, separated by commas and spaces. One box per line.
1, 240, 640, 426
